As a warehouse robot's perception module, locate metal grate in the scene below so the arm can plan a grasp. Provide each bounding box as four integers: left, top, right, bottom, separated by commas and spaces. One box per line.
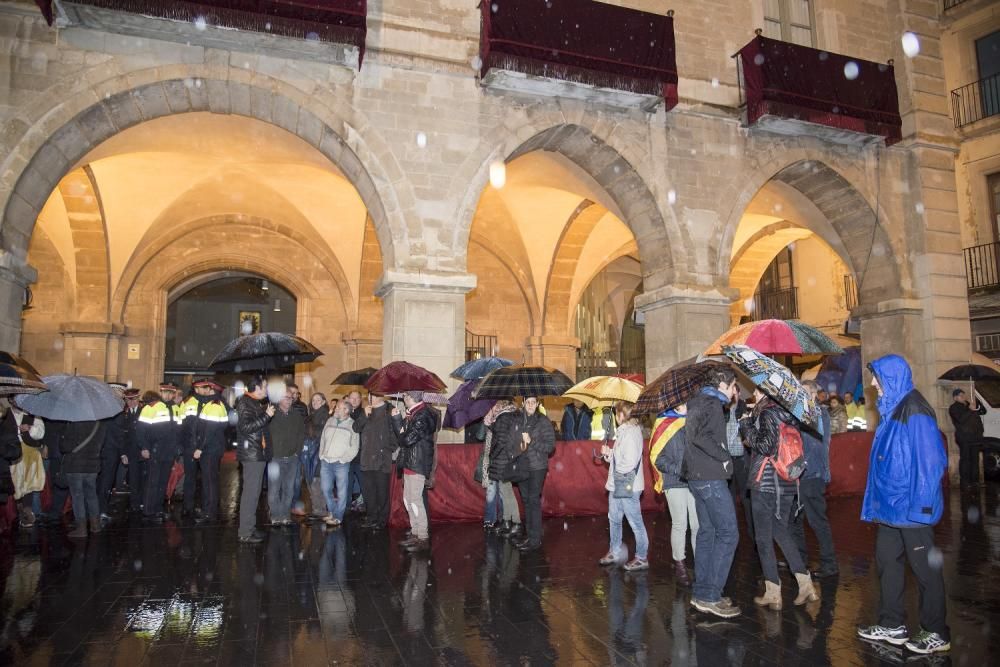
964, 242, 1000, 290
976, 333, 1000, 353
844, 275, 859, 310
751, 287, 798, 321
465, 329, 498, 361
952, 73, 1000, 128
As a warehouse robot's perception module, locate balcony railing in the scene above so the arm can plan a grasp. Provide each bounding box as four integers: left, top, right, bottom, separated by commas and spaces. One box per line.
465, 329, 498, 362
952, 73, 1000, 128
752, 287, 799, 321
734, 33, 902, 145
844, 275, 859, 310
965, 242, 1000, 290
943, 0, 971, 9
479, 0, 678, 110
976, 333, 1000, 355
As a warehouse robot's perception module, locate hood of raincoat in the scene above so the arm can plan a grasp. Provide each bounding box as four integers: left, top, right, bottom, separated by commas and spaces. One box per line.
861, 354, 947, 528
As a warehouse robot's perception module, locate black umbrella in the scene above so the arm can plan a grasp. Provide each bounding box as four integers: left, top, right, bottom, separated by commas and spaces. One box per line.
472, 365, 574, 399
330, 367, 378, 386
938, 364, 1000, 382
209, 332, 322, 372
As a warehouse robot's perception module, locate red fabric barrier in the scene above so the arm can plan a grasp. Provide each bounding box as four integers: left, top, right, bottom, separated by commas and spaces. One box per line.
389, 440, 665, 528
827, 431, 873, 497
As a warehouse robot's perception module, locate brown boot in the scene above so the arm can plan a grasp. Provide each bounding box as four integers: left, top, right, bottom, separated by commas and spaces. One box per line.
753, 580, 782, 610
672, 559, 691, 586
67, 521, 88, 539
793, 573, 819, 605
88, 517, 102, 534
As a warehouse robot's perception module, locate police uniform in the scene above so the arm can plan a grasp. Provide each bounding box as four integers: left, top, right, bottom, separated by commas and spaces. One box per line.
181, 378, 229, 522
120, 388, 145, 511
96, 383, 128, 517
138, 383, 184, 520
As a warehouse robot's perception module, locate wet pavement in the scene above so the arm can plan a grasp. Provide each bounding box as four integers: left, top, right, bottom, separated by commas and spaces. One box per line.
1, 460, 998, 666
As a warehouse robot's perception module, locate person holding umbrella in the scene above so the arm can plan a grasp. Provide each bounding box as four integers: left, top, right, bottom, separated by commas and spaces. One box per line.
483, 399, 521, 536
236, 375, 275, 543
948, 388, 986, 488
138, 384, 184, 524
58, 418, 107, 538
352, 393, 402, 531
508, 396, 555, 552
397, 391, 439, 552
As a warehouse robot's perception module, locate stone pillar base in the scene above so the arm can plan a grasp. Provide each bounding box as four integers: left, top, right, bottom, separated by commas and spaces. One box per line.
635, 284, 737, 380
524, 335, 580, 381
0, 252, 37, 353
341, 329, 383, 376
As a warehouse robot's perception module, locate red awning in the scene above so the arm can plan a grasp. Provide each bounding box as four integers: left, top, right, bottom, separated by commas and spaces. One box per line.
736, 35, 902, 144
35, 0, 367, 64
480, 0, 678, 110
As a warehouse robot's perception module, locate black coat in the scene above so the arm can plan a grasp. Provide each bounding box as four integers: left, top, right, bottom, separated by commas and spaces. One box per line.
399, 404, 438, 477
236, 395, 271, 462
352, 404, 402, 473
949, 400, 986, 444
683, 389, 733, 481
0, 413, 24, 501
509, 410, 556, 472
487, 412, 518, 480
740, 398, 798, 493
58, 420, 106, 474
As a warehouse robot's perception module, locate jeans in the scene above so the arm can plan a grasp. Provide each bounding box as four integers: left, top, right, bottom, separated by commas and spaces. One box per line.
350, 456, 363, 498
361, 470, 391, 527
519, 469, 547, 545
790, 478, 837, 572
751, 489, 807, 584
300, 438, 320, 484
499, 481, 520, 523
66, 472, 99, 523
484, 479, 502, 523
238, 460, 265, 538
876, 524, 949, 639
267, 456, 301, 521
729, 455, 754, 542
665, 486, 698, 561
403, 472, 429, 539
320, 460, 351, 520
688, 479, 739, 603
608, 490, 648, 560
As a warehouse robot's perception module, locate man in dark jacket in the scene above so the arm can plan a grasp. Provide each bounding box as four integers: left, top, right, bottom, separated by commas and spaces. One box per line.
119, 388, 143, 513
236, 376, 275, 543
60, 419, 107, 538
685, 366, 741, 619
353, 394, 402, 530
792, 380, 838, 578
267, 386, 306, 525
398, 391, 438, 552
948, 388, 986, 487
857, 355, 949, 655
510, 396, 556, 552
346, 390, 365, 511
560, 401, 592, 441
181, 378, 228, 523
97, 383, 128, 523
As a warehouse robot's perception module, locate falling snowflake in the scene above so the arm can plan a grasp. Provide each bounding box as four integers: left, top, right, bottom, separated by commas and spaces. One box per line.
711, 77, 719, 88
753, 53, 765, 66
667, 189, 677, 205
844, 61, 860, 80
416, 132, 427, 148
194, 16, 207, 31
901, 32, 920, 58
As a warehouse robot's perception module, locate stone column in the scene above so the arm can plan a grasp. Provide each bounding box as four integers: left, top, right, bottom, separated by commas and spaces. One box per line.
855, 299, 925, 428
59, 321, 124, 380
0, 251, 36, 353
341, 329, 383, 373
634, 285, 736, 380
524, 335, 580, 380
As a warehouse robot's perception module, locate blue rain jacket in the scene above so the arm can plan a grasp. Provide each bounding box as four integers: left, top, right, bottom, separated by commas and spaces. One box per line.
861, 355, 947, 528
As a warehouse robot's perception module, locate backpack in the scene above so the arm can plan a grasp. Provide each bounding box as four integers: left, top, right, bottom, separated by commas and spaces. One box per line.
756, 421, 807, 483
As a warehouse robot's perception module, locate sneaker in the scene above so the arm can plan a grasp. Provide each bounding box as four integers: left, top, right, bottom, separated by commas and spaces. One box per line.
238, 533, 265, 544
598, 551, 618, 566
623, 557, 649, 571
690, 598, 740, 618
323, 516, 341, 527
904, 630, 950, 654
857, 624, 909, 646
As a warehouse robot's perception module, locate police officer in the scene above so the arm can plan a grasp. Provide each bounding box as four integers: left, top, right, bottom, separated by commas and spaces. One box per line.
138, 383, 183, 523
119, 388, 144, 513
181, 378, 228, 523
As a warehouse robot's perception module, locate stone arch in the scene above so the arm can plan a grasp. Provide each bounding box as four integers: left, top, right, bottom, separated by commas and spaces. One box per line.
717, 155, 903, 304
55, 166, 111, 322
450, 117, 684, 288
542, 200, 606, 336
469, 233, 541, 333
1, 74, 406, 269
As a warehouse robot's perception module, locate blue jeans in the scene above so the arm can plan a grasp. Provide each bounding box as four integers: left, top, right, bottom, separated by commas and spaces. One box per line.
484, 479, 502, 523
608, 490, 649, 560
320, 461, 351, 521
300, 438, 320, 483
688, 479, 739, 603
267, 456, 300, 521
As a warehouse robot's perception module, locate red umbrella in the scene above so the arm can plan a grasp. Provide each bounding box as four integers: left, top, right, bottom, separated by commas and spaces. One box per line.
365, 361, 447, 394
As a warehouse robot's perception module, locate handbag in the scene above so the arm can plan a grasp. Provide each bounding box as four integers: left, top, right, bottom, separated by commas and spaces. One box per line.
55, 422, 100, 488
501, 456, 530, 483
612, 447, 642, 499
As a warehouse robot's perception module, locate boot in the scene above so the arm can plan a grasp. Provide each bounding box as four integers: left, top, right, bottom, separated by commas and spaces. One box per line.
88, 517, 102, 534
754, 580, 782, 610
793, 572, 819, 605
507, 523, 524, 540
67, 521, 88, 539
672, 559, 691, 587
496, 520, 512, 536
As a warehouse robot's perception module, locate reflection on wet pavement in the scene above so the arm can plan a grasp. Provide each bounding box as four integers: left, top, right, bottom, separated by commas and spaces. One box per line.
1, 460, 998, 665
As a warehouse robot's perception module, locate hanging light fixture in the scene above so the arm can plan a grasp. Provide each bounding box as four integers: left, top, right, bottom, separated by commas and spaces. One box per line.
273, 298, 281, 312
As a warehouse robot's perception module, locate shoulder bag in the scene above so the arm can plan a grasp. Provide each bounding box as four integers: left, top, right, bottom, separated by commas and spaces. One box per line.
55, 422, 100, 489
612, 444, 642, 498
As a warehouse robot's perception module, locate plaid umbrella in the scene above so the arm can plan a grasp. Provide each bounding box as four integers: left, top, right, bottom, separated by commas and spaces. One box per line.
209, 332, 323, 371
634, 360, 729, 416
442, 379, 496, 429
450, 356, 514, 380
472, 365, 573, 399
704, 319, 843, 356
365, 361, 447, 394
563, 375, 643, 409
723, 345, 817, 425
330, 367, 378, 386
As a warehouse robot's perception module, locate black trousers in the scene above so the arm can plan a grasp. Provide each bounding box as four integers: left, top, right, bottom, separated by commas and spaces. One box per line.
144, 459, 172, 517
126, 444, 147, 510
183, 450, 222, 518
96, 452, 121, 514
519, 469, 547, 545
876, 524, 949, 638
361, 470, 391, 527
790, 478, 837, 571
729, 455, 754, 543
957, 440, 981, 485
751, 489, 807, 584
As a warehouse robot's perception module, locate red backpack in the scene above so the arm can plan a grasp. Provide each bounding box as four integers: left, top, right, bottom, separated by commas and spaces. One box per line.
755, 422, 807, 482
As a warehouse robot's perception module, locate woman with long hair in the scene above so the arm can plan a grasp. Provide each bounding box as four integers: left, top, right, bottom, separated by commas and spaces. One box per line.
598, 401, 649, 571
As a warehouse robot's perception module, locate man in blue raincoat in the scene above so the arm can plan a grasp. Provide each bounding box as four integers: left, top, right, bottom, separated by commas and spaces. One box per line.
856, 355, 950, 655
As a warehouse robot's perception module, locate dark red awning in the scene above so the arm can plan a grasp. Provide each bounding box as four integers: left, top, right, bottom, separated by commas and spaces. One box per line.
736, 35, 902, 144
35, 0, 367, 64
480, 0, 678, 110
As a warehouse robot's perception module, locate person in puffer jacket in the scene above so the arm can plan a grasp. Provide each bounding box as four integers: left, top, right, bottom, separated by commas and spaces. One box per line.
397, 391, 438, 552
856, 355, 950, 655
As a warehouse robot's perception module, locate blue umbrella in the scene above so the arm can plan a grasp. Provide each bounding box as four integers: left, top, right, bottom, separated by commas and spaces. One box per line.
443, 379, 496, 429
450, 356, 514, 380
15, 374, 123, 422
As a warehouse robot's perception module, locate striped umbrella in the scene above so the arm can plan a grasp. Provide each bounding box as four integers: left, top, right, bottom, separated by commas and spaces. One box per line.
703, 319, 843, 356
472, 365, 573, 400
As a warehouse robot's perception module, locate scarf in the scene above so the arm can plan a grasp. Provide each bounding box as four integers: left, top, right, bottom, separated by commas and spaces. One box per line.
405, 401, 426, 419
480, 400, 517, 487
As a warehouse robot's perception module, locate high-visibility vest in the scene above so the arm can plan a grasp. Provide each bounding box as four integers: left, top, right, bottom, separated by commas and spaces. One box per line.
138, 401, 183, 426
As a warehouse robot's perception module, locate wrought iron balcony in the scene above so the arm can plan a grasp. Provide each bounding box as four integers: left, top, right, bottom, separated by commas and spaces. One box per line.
465, 329, 498, 362
479, 0, 678, 111
751, 287, 799, 321
943, 0, 972, 9
952, 73, 1000, 128
734, 33, 902, 145
965, 242, 1000, 291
